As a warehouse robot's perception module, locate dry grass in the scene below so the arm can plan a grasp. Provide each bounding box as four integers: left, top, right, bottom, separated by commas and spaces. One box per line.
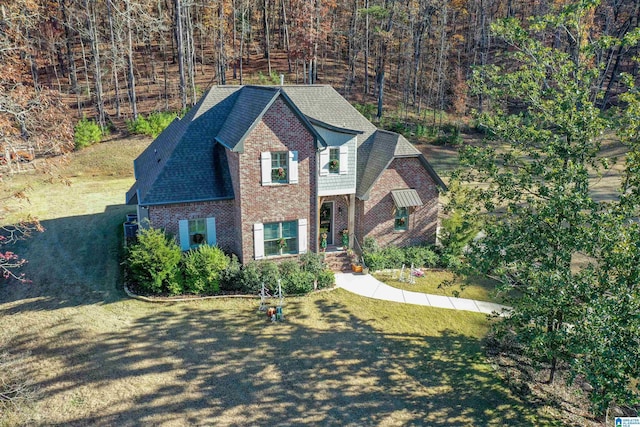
0, 136, 603, 426
374, 270, 499, 303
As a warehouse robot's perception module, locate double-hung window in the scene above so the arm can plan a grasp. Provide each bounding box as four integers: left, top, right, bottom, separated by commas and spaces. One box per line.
189, 218, 207, 246
261, 151, 298, 185
178, 217, 217, 250
328, 148, 340, 174
394, 207, 409, 231
264, 221, 298, 257
271, 151, 288, 183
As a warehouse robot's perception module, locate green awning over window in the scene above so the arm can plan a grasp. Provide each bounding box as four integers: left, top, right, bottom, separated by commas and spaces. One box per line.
391, 189, 423, 208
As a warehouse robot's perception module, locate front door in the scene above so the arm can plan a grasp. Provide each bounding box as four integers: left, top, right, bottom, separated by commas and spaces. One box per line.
319, 202, 333, 245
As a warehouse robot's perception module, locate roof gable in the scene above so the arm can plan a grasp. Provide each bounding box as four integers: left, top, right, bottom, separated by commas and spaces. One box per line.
128, 84, 445, 207
128, 86, 239, 205
358, 130, 446, 199
215, 86, 326, 152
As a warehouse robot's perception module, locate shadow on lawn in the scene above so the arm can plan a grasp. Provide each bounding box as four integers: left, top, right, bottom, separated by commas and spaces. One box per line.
7, 296, 552, 426
0, 204, 133, 312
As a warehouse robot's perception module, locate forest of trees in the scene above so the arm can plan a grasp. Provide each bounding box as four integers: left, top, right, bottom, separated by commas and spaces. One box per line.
1, 0, 640, 159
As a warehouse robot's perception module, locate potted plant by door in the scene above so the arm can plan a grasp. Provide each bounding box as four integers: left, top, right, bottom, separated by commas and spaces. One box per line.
320, 233, 328, 252
341, 229, 349, 249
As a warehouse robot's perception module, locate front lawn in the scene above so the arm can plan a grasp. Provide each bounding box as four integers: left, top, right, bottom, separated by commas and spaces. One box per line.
375, 269, 500, 303
0, 137, 599, 426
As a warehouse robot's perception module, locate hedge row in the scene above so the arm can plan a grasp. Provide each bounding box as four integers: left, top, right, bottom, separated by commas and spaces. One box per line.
361, 237, 461, 272
124, 227, 334, 297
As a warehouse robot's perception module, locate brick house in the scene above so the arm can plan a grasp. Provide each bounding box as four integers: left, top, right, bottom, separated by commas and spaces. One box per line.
126, 85, 446, 263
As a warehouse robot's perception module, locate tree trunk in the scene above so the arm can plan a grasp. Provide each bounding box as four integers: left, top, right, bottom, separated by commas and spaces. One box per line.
364, 0, 370, 95
263, 0, 272, 75
376, 69, 384, 119
106, 0, 121, 119
126, 0, 138, 119
61, 0, 79, 95
84, 0, 106, 129
282, 0, 291, 73
240, 4, 245, 85
218, 0, 226, 85
184, 4, 196, 105
174, 0, 187, 109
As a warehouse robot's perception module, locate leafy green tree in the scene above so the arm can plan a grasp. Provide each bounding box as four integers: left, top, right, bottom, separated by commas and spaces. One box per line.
439, 181, 481, 260
125, 227, 182, 294
455, 1, 640, 415
454, 2, 610, 385
570, 207, 640, 415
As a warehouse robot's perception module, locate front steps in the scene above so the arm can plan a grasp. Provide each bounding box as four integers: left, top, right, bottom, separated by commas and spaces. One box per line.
323, 251, 352, 272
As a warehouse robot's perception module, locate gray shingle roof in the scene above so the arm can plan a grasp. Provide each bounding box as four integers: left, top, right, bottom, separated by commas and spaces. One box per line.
216, 86, 279, 151
358, 130, 445, 199
127, 86, 239, 205
127, 84, 445, 206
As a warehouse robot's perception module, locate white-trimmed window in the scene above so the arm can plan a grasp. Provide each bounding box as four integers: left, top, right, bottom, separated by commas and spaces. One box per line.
179, 217, 217, 250
319, 145, 348, 176
261, 151, 298, 185
254, 219, 307, 259
394, 207, 409, 231
271, 151, 288, 183
264, 221, 297, 256
328, 148, 340, 174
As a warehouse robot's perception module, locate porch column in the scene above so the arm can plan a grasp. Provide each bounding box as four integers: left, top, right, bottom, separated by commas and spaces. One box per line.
317, 196, 325, 252
348, 193, 355, 249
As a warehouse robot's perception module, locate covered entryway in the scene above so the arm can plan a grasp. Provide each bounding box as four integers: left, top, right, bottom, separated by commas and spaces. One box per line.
319, 201, 334, 245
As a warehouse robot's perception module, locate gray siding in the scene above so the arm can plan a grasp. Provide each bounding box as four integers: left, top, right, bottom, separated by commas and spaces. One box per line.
316, 126, 357, 195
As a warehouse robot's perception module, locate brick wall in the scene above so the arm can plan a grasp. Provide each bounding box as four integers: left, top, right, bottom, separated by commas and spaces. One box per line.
357, 157, 440, 248
237, 97, 317, 262
226, 149, 244, 257
148, 199, 236, 254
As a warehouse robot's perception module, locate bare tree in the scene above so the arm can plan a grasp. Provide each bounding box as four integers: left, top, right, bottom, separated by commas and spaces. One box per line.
174, 0, 187, 109
83, 0, 106, 128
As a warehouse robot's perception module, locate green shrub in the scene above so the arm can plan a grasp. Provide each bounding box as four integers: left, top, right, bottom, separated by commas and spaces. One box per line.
166, 278, 184, 296
125, 227, 182, 294
282, 271, 314, 294
316, 269, 335, 289
362, 250, 386, 271
404, 245, 439, 268
388, 121, 408, 135
74, 117, 103, 149
279, 260, 301, 278
381, 246, 405, 268
440, 252, 463, 270
238, 261, 262, 293
440, 210, 480, 258
219, 254, 242, 292
258, 261, 280, 290
127, 111, 177, 138
299, 252, 326, 276
182, 245, 230, 294
362, 236, 379, 253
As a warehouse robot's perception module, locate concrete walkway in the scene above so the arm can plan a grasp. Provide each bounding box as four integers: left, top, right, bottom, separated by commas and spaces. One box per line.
335, 272, 509, 315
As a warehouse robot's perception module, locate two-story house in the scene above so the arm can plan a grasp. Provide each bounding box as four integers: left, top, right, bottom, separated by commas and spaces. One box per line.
126, 85, 446, 263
